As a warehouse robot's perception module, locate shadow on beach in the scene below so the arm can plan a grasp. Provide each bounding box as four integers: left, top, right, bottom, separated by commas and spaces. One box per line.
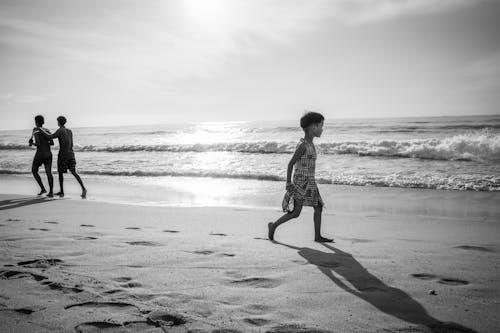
274, 241, 477, 333
0, 197, 55, 211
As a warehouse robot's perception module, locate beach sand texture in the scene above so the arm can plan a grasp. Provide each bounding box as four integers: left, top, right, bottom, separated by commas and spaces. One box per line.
0, 191, 499, 332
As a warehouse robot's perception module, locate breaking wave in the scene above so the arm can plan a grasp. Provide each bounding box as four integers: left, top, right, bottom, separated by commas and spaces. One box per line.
1, 130, 499, 161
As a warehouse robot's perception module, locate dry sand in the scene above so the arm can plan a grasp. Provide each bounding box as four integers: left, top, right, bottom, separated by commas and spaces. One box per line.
0, 189, 499, 332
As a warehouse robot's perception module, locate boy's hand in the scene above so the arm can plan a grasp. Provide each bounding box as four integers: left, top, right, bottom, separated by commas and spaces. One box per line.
286, 182, 294, 191
28, 138, 34, 146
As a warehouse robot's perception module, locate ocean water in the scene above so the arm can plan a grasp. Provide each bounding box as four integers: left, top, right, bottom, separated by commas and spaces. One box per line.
1, 115, 499, 192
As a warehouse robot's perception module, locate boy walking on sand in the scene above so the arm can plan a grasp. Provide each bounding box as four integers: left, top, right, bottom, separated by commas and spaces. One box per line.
37, 116, 87, 199
29, 115, 54, 197
268, 112, 332, 243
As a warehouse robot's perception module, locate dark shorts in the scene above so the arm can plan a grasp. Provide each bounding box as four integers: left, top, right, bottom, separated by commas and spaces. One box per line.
32, 152, 52, 170
57, 156, 76, 173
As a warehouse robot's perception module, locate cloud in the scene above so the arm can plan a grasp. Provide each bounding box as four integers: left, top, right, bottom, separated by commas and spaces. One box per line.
330, 0, 480, 24
0, 0, 485, 92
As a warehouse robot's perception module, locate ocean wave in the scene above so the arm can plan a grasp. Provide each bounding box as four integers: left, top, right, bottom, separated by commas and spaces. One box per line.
2, 130, 499, 161
323, 130, 500, 161
1, 169, 498, 191
0, 143, 31, 150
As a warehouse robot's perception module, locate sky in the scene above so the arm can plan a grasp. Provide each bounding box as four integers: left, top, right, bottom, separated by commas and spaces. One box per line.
0, 0, 499, 130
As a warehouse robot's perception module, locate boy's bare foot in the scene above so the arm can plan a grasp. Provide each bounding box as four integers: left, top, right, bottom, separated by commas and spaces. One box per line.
81, 189, 87, 199
47, 192, 53, 198
37, 189, 46, 196
268, 222, 275, 241
55, 192, 64, 197
315, 236, 334, 243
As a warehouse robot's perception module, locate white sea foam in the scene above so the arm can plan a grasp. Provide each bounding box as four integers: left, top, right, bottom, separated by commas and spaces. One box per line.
3, 129, 498, 161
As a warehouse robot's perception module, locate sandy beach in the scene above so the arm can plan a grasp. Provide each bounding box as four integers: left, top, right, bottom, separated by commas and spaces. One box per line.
1, 178, 499, 332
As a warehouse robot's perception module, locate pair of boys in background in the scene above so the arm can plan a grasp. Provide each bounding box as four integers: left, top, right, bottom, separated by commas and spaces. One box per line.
30, 115, 87, 199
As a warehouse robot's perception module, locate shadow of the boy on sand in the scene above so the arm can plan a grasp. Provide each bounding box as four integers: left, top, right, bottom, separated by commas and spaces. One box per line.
0, 197, 55, 211
274, 241, 477, 333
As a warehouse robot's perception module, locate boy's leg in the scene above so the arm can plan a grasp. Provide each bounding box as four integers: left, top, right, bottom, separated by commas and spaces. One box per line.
268, 200, 303, 240
32, 163, 46, 195
70, 170, 87, 199
43, 160, 53, 197
56, 172, 64, 197
314, 204, 333, 242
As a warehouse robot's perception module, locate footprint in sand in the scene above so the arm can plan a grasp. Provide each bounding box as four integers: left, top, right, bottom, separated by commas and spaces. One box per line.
0, 224, 5, 227
147, 311, 186, 326
0, 308, 35, 315
192, 250, 214, 255
17, 258, 63, 268
73, 309, 186, 332
65, 301, 140, 311
29, 228, 50, 231
44, 221, 58, 224
229, 277, 281, 289
454, 245, 493, 252
41, 281, 83, 293
219, 253, 235, 257
112, 277, 132, 283
80, 224, 95, 227
125, 227, 141, 230
0, 270, 47, 282
120, 281, 143, 288
163, 229, 179, 233
209, 232, 227, 236
74, 236, 98, 240
253, 237, 268, 241
437, 278, 469, 286
411, 273, 469, 286
411, 273, 438, 280
243, 318, 271, 326
266, 324, 333, 333
74, 321, 122, 332
125, 241, 159, 246
6, 219, 22, 222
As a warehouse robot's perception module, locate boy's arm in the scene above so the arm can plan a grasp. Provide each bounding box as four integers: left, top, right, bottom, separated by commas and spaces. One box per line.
286, 143, 306, 188
37, 127, 59, 139
29, 127, 38, 146
43, 128, 54, 145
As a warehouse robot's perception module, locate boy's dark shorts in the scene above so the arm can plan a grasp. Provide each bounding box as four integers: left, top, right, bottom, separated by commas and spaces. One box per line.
57, 156, 76, 173
32, 152, 52, 169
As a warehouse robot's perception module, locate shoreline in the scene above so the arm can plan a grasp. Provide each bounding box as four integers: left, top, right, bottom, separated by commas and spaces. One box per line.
1, 174, 500, 221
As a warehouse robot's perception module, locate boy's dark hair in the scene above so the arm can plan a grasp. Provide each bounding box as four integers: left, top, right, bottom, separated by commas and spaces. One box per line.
57, 116, 67, 126
34, 115, 44, 125
300, 112, 324, 129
